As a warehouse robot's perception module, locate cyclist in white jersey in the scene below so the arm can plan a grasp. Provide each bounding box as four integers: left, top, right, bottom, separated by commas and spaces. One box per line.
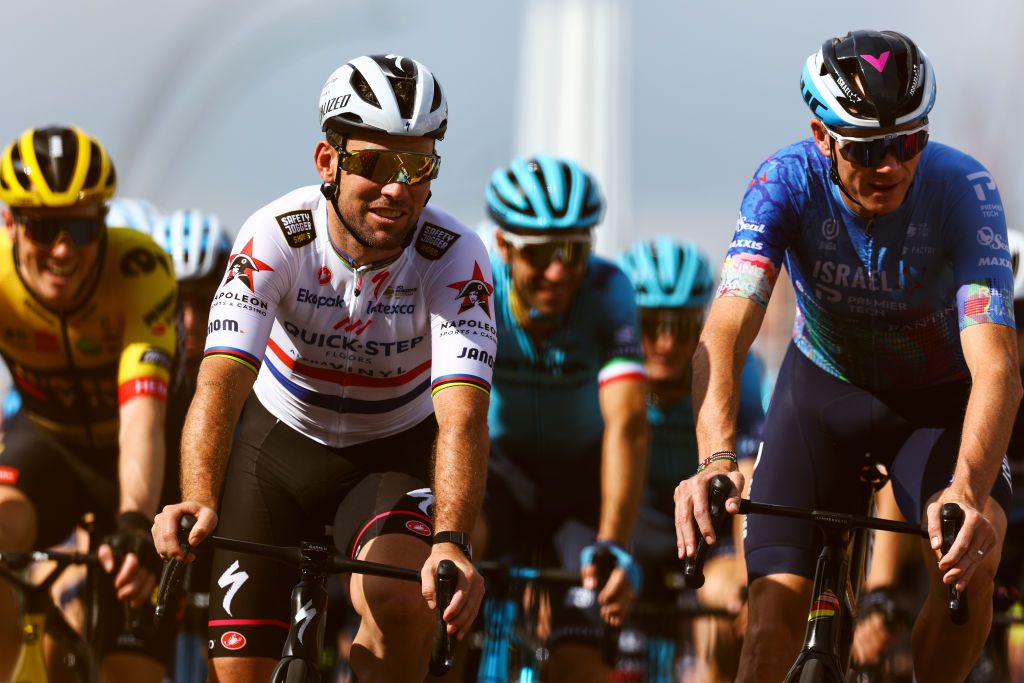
152, 54, 494, 681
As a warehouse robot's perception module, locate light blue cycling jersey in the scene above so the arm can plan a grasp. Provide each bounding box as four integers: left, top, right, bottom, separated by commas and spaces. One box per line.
646, 353, 766, 510
720, 139, 1014, 389
487, 252, 645, 453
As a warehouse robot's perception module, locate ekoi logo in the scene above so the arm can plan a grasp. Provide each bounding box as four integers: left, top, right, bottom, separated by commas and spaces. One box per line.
220, 631, 246, 651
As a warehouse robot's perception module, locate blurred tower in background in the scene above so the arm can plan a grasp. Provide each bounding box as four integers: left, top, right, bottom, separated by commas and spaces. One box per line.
514, 0, 632, 257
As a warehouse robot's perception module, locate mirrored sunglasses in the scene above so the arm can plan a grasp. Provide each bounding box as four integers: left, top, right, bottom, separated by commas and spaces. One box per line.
639, 308, 704, 340
340, 148, 441, 186
15, 214, 105, 247
825, 123, 929, 168
501, 231, 593, 268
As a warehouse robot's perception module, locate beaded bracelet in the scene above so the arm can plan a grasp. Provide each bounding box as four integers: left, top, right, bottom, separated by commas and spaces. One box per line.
696, 450, 737, 473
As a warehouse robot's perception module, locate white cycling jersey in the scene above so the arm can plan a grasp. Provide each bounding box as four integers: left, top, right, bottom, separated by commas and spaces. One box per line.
204, 185, 496, 447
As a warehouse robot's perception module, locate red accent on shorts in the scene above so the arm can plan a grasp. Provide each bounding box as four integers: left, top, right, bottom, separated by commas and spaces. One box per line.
208, 618, 290, 630
220, 631, 247, 650
350, 510, 433, 558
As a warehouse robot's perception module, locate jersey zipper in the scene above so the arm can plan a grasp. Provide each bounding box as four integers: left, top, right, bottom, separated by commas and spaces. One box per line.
59, 315, 96, 448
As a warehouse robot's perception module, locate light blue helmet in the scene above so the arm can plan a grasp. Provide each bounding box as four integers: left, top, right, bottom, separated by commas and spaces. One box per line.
106, 197, 162, 234
152, 209, 232, 281
485, 154, 604, 231
618, 237, 715, 309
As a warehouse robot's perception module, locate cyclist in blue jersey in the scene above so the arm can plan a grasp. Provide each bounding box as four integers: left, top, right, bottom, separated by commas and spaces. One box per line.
619, 237, 765, 681
674, 30, 1019, 682
483, 154, 648, 681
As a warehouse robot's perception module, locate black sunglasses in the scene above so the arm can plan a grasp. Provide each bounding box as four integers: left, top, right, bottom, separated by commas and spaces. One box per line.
15, 214, 105, 247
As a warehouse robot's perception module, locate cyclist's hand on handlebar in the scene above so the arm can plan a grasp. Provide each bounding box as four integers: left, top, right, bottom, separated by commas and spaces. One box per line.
422, 544, 482, 640
151, 501, 218, 561
99, 511, 161, 607
926, 492, 996, 592
580, 541, 640, 627
674, 463, 744, 559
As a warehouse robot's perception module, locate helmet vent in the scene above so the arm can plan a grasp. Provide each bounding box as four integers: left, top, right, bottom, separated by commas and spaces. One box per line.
9, 145, 31, 191
83, 140, 103, 190
350, 70, 382, 109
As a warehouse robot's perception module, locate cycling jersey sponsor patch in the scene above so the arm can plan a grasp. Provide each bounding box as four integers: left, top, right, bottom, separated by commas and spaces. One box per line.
406, 520, 431, 536
415, 222, 460, 260
0, 466, 19, 485
140, 348, 172, 369
447, 261, 494, 317
275, 209, 316, 248
225, 238, 274, 292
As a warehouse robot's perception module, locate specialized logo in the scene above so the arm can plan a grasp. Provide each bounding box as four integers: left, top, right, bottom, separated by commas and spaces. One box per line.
407, 487, 434, 516
275, 210, 316, 248
224, 238, 274, 292
220, 631, 246, 651
415, 222, 461, 260
318, 266, 332, 285
295, 600, 317, 645
319, 94, 351, 120
217, 560, 250, 617
406, 520, 431, 537
447, 261, 493, 317
860, 51, 890, 73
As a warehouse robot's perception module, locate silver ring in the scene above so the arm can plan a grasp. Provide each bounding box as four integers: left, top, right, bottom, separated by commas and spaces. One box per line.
976, 548, 985, 558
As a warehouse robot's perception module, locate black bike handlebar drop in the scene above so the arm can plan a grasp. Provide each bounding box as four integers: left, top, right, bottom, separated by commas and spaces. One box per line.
940, 502, 969, 626
681, 474, 733, 589
429, 559, 458, 676
592, 548, 620, 667
154, 513, 197, 627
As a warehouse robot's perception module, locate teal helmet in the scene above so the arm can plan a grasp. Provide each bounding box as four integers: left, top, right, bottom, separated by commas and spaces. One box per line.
485, 154, 604, 231
618, 237, 715, 308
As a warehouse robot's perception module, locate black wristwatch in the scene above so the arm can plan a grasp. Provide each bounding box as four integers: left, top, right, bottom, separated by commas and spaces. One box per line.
432, 531, 472, 560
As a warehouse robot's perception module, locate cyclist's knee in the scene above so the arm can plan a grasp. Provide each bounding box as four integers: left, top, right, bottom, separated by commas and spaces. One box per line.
0, 488, 36, 550
745, 574, 809, 646
359, 573, 431, 638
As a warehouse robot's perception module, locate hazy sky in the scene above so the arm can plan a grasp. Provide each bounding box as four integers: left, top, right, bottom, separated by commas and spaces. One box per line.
3, 0, 1020, 266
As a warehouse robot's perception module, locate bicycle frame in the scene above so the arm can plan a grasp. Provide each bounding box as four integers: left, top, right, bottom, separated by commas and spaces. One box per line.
0, 550, 100, 683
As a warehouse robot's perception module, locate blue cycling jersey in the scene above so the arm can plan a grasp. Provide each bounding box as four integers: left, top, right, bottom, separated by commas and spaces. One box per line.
720, 139, 1014, 389
646, 353, 766, 508
487, 251, 645, 453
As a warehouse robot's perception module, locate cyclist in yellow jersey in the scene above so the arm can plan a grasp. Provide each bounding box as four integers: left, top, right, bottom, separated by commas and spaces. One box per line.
0, 125, 177, 682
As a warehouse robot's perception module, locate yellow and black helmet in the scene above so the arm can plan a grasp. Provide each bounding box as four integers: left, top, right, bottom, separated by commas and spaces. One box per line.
0, 125, 117, 208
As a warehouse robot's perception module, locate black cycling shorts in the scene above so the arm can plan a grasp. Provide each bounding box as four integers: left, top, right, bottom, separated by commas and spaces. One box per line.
485, 439, 605, 647
745, 344, 1013, 583
0, 410, 175, 662
207, 394, 437, 659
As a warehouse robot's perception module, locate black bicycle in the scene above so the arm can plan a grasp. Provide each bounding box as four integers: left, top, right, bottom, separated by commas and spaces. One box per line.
155, 514, 457, 682
684, 473, 967, 682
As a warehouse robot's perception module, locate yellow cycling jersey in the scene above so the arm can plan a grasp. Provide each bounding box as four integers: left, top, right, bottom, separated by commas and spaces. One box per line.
0, 227, 177, 448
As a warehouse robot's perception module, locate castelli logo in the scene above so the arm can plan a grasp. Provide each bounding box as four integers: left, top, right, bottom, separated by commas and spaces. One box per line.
221, 631, 246, 651
406, 520, 431, 537
0, 467, 19, 485
318, 266, 332, 285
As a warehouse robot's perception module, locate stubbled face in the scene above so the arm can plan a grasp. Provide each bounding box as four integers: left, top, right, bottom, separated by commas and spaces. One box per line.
318, 131, 435, 256
6, 205, 105, 310
496, 231, 588, 317
811, 119, 924, 217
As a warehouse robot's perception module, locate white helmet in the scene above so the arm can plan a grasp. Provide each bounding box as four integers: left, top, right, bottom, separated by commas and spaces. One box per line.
106, 197, 162, 235
152, 209, 231, 281
1007, 228, 1024, 302
318, 54, 448, 140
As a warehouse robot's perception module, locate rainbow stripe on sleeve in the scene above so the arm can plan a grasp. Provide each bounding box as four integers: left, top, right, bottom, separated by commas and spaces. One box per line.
431, 374, 491, 397
597, 357, 646, 387
204, 346, 262, 374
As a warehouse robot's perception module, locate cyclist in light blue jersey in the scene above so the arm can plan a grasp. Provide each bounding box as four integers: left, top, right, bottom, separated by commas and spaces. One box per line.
483, 154, 648, 682
619, 237, 765, 682
675, 30, 1019, 682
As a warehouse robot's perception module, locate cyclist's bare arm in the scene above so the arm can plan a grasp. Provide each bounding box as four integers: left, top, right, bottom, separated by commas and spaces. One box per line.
424, 384, 489, 634
118, 395, 167, 517
596, 376, 648, 547
929, 322, 1021, 587
678, 296, 765, 556
152, 356, 257, 559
